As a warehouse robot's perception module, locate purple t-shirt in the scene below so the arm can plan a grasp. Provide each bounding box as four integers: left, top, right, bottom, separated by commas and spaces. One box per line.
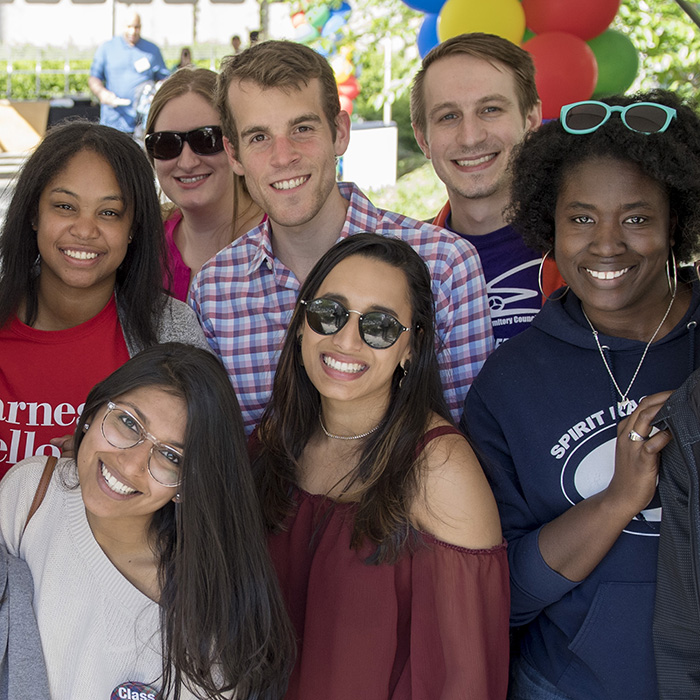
450, 222, 543, 346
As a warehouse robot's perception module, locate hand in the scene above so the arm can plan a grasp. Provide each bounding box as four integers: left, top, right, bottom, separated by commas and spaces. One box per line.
50, 433, 75, 459
100, 89, 130, 107
605, 392, 673, 519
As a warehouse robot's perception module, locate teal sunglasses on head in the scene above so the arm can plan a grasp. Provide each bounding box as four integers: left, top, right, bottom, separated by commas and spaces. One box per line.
560, 101, 677, 135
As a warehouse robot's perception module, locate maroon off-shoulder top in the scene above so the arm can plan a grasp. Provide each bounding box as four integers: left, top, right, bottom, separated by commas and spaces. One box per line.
265, 426, 510, 699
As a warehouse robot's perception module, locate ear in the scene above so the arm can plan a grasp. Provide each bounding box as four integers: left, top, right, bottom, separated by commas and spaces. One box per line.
333, 109, 351, 157
224, 136, 245, 177
412, 123, 431, 160
172, 493, 181, 504
525, 101, 543, 133
669, 211, 678, 248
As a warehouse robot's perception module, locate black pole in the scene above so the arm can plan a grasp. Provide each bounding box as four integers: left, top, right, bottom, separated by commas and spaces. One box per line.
675, 0, 700, 31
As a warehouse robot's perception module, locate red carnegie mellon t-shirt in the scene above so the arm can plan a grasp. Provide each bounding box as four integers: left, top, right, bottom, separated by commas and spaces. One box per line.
0, 295, 130, 479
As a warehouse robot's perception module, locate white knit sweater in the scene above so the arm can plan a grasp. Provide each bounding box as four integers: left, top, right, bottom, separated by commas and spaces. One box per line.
0, 456, 202, 700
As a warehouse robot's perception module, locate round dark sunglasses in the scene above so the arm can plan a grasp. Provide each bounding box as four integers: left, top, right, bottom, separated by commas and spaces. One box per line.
301, 298, 411, 349
145, 125, 224, 160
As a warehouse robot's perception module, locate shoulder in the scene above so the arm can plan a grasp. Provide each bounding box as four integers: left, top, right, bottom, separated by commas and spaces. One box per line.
411, 417, 502, 550
154, 296, 210, 351
192, 227, 265, 291
0, 456, 61, 552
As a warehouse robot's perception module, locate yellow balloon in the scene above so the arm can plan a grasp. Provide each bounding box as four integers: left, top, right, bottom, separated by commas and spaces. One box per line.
438, 0, 525, 45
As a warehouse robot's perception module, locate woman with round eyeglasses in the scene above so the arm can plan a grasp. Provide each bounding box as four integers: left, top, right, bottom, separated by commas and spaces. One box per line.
0, 343, 294, 699
251, 233, 509, 699
144, 67, 264, 301
462, 90, 700, 700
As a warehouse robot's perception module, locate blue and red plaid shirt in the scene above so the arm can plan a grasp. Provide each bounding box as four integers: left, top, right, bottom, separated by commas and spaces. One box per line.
189, 182, 494, 434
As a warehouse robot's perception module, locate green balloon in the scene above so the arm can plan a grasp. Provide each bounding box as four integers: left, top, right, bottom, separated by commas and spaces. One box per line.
307, 5, 331, 31
588, 29, 639, 97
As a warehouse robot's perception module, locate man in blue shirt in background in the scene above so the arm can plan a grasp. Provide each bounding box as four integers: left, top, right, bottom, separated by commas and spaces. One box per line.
89, 12, 169, 135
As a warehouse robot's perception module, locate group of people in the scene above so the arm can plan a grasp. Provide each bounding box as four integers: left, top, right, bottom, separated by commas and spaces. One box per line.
0, 28, 698, 700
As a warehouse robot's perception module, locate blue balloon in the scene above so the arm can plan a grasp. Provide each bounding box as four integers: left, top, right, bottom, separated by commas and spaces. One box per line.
417, 13, 440, 58
403, 0, 445, 14
322, 13, 347, 38
329, 1, 352, 18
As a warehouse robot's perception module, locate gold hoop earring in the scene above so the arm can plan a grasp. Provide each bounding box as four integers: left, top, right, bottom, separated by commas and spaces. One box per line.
538, 250, 569, 302
667, 249, 678, 298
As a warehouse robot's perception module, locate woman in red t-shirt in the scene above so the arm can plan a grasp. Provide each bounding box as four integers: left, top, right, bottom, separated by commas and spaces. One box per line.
0, 121, 208, 476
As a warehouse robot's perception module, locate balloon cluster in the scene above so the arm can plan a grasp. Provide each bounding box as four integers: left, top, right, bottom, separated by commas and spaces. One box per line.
291, 2, 360, 114
412, 0, 639, 119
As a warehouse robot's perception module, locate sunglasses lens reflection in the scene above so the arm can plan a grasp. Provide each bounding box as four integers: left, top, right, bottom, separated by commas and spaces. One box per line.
361, 313, 402, 349
306, 299, 347, 335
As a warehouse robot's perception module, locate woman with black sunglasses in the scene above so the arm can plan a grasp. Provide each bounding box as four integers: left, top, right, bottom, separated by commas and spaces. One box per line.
0, 343, 294, 698
462, 90, 700, 700
251, 233, 509, 699
144, 67, 264, 301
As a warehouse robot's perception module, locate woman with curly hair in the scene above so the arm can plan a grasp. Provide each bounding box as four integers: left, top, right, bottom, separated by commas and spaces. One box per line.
462, 90, 700, 700
252, 233, 509, 699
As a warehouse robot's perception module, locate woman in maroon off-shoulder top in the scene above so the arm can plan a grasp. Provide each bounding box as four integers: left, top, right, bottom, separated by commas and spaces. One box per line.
250, 233, 509, 700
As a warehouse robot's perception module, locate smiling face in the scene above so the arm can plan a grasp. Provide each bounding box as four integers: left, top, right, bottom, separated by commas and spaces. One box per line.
36, 149, 132, 300
224, 78, 350, 233
152, 91, 234, 215
554, 156, 674, 333
300, 255, 413, 410
413, 54, 540, 208
78, 385, 187, 526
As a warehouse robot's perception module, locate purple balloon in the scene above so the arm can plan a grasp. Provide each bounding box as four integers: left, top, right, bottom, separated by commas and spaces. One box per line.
417, 13, 440, 58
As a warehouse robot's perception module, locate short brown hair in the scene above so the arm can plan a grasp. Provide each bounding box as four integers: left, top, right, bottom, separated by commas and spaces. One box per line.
410, 33, 539, 134
216, 40, 340, 154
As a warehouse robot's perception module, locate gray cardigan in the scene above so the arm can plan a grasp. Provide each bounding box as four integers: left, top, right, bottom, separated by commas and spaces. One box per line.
0, 546, 50, 700
122, 294, 211, 356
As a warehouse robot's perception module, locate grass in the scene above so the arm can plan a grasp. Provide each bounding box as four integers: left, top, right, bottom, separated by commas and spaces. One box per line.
365, 155, 446, 222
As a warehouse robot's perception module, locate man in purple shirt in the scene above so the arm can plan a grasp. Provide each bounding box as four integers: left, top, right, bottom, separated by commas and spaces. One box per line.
189, 40, 493, 433
411, 34, 554, 347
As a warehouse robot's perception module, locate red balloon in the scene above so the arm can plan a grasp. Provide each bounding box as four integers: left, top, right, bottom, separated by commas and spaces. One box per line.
522, 0, 620, 41
523, 32, 598, 120
337, 75, 360, 100
339, 94, 354, 116
291, 11, 306, 28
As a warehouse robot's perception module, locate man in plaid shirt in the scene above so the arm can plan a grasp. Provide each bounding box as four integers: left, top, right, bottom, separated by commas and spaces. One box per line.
189, 40, 493, 434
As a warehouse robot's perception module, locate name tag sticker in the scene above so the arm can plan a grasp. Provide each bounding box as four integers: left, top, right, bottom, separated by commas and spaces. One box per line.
134, 57, 151, 73
111, 681, 158, 700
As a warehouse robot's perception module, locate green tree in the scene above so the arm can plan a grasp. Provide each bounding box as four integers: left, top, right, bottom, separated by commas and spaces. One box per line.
615, 0, 700, 101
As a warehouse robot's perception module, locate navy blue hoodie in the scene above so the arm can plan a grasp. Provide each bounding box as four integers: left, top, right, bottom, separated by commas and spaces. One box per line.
463, 282, 700, 700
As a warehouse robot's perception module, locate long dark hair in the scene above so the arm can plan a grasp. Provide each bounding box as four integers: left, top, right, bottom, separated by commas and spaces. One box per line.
254, 233, 450, 564
0, 120, 167, 346
75, 343, 295, 699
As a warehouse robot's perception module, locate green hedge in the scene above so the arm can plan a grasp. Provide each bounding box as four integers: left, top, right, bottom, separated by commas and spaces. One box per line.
0, 59, 91, 100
